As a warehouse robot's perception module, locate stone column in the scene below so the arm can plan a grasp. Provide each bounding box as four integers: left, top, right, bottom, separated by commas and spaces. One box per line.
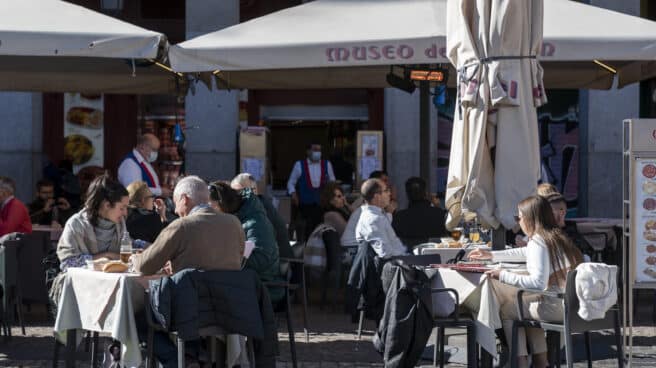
580, 0, 640, 217
184, 0, 240, 181
384, 88, 439, 209
0, 92, 43, 202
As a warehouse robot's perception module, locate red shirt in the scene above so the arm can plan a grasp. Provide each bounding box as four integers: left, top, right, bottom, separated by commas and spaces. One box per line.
0, 197, 32, 237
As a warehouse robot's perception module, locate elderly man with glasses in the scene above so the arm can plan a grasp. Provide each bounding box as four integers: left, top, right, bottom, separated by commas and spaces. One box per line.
355, 178, 408, 259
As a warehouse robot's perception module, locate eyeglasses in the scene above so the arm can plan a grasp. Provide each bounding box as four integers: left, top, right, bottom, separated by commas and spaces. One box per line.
513, 215, 522, 222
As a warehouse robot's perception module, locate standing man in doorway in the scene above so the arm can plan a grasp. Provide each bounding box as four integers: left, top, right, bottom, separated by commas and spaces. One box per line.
118, 133, 171, 197
287, 142, 336, 240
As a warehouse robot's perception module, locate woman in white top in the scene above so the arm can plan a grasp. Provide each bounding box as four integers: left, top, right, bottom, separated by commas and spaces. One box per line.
469, 195, 583, 368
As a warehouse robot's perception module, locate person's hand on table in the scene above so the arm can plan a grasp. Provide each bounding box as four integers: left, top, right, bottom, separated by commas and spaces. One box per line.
485, 268, 502, 280
468, 248, 492, 260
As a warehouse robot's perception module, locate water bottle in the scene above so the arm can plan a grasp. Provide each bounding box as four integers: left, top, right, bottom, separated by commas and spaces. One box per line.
132, 239, 150, 251
120, 231, 132, 263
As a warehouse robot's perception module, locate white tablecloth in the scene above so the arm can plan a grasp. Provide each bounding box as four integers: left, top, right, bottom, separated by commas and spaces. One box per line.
427, 268, 503, 356
54, 268, 145, 367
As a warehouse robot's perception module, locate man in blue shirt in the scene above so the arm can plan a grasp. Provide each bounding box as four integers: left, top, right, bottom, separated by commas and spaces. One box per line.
356, 178, 408, 258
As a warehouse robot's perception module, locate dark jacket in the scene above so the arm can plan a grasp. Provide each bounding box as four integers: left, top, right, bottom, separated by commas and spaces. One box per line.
373, 261, 433, 368
126, 207, 169, 243
346, 241, 386, 323
258, 194, 294, 259
148, 268, 278, 367
237, 189, 283, 303
392, 200, 448, 247
28, 198, 73, 226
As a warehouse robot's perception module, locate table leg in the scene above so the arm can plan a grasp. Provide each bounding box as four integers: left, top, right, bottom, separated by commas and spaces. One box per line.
480, 348, 493, 368
65, 329, 77, 368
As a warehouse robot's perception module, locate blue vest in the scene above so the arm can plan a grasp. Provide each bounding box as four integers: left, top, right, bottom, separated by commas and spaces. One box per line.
124, 151, 156, 188
297, 159, 328, 205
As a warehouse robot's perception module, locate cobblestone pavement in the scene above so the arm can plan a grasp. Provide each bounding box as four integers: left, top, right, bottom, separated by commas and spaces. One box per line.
1, 299, 656, 367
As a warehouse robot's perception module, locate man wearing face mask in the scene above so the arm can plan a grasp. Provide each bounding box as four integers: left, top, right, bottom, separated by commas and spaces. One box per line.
118, 133, 171, 197
287, 143, 336, 240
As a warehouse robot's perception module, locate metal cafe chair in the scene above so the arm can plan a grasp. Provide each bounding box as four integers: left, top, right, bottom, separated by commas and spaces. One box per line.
510, 269, 623, 368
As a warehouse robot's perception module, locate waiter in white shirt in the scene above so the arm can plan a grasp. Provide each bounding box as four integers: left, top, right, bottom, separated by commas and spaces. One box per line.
118, 133, 171, 197
287, 143, 336, 240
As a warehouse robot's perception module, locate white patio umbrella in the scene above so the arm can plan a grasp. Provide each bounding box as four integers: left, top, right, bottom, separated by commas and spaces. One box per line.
0, 0, 181, 94
444, 0, 546, 230
169, 0, 656, 90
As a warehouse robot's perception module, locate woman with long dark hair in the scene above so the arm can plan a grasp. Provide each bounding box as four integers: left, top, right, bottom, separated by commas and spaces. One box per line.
469, 195, 583, 368
319, 181, 351, 236
56, 174, 129, 269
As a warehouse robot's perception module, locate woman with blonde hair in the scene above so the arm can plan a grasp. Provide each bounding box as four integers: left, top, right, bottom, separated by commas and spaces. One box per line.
469, 195, 583, 368
125, 181, 170, 243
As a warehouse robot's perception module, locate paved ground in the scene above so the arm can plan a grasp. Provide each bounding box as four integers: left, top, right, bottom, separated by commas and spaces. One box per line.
2, 290, 656, 367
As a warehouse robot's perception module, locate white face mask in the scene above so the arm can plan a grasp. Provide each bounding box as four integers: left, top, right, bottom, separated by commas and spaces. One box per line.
148, 151, 158, 163
310, 151, 321, 161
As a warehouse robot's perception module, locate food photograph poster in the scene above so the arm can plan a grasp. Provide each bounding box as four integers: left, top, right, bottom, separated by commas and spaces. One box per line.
63, 93, 104, 173
635, 158, 656, 283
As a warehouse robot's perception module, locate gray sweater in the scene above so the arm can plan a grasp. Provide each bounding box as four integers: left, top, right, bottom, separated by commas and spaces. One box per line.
56, 209, 125, 263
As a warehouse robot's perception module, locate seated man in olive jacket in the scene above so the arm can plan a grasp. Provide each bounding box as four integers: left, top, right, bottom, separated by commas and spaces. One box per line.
392, 177, 448, 249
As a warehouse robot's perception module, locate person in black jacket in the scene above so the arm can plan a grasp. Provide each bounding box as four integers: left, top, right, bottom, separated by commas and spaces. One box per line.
392, 177, 448, 248
374, 260, 433, 368
125, 181, 171, 243
545, 193, 595, 258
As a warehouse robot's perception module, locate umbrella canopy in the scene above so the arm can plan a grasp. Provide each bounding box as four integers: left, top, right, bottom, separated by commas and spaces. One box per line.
169, 0, 656, 90
0, 0, 181, 94
444, 0, 545, 233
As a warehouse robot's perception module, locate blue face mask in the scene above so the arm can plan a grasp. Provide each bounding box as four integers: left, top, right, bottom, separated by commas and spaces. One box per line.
310, 151, 321, 161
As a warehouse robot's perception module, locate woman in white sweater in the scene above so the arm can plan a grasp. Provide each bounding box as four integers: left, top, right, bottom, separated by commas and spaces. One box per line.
468, 195, 583, 368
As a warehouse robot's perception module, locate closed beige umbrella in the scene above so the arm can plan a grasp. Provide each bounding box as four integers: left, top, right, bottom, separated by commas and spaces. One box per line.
445, 0, 545, 230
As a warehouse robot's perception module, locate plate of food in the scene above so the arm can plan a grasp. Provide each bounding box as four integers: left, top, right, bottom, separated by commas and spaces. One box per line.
644, 164, 656, 179
66, 106, 102, 129
64, 134, 94, 165
644, 181, 656, 196
644, 230, 656, 242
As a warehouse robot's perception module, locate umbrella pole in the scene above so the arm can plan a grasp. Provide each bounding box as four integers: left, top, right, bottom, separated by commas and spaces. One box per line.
419, 80, 430, 182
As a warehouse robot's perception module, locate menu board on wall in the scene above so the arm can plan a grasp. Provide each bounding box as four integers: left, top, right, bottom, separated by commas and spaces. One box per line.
357, 130, 383, 182
63, 93, 104, 173
634, 158, 656, 283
